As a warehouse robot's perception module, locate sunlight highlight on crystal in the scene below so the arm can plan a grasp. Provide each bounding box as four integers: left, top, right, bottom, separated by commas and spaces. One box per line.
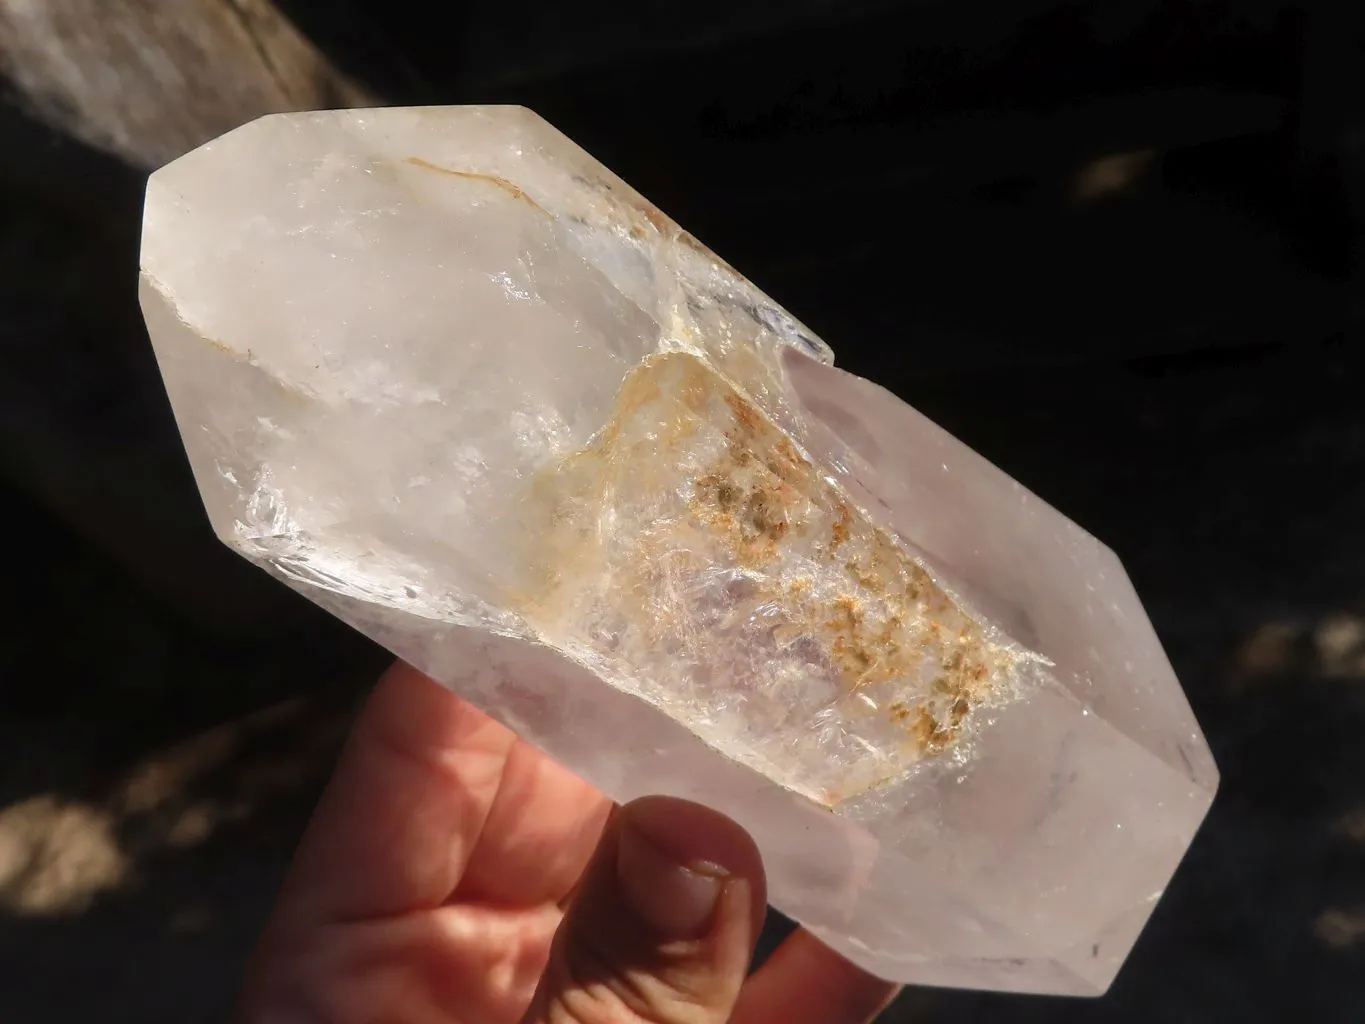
139, 106, 1217, 995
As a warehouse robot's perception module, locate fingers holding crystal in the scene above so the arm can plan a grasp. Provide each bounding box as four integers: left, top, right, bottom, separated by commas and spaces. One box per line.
520, 796, 766, 1024
272, 663, 518, 928
732, 927, 901, 1024
454, 737, 613, 907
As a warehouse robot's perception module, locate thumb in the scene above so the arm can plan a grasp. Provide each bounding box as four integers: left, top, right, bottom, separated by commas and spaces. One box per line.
521, 795, 766, 1024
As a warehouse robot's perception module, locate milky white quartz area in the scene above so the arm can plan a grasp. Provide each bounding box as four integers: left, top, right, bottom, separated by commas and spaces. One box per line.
140, 106, 1218, 994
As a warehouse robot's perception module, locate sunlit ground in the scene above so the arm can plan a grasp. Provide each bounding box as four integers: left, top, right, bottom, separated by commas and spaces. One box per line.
0, 701, 349, 920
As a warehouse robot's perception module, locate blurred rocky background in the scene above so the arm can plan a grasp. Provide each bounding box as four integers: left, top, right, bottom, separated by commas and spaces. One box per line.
0, 1, 1362, 1021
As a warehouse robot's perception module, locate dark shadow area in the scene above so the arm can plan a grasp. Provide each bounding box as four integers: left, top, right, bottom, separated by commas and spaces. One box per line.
273, 0, 1355, 371
1, 0, 1363, 1021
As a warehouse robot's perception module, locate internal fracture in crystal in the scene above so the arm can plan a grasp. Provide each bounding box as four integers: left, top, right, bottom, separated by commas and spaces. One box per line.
139, 106, 1218, 996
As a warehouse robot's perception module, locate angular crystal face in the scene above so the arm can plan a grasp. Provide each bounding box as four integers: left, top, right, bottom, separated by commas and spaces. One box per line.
139, 106, 1218, 995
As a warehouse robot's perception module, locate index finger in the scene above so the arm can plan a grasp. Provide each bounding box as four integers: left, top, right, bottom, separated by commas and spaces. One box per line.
272, 661, 519, 929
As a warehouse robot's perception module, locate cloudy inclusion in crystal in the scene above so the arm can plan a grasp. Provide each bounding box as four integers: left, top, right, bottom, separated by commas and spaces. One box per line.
139, 105, 1217, 995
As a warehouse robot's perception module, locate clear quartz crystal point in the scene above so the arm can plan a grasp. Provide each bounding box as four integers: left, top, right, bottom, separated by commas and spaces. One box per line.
140, 106, 1217, 995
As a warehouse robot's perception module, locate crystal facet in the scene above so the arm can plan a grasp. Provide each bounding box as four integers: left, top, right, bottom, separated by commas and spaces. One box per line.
139, 106, 1218, 995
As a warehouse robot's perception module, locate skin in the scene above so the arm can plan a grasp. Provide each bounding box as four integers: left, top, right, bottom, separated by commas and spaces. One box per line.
237, 661, 901, 1023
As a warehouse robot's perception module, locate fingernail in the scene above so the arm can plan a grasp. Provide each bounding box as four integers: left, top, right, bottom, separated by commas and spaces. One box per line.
617, 809, 727, 938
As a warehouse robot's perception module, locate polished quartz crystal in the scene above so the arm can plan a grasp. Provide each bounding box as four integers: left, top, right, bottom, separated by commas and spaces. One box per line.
139, 106, 1218, 995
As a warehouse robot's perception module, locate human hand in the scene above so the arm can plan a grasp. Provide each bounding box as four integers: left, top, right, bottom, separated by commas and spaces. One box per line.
238, 661, 900, 1023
